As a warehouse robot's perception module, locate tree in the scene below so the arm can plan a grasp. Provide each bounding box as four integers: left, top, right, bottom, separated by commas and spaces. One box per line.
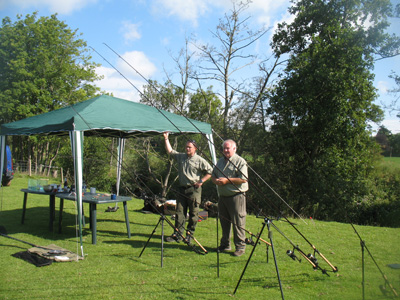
187, 86, 223, 131
0, 12, 102, 171
266, 0, 399, 220
194, 0, 279, 141
0, 12, 101, 123
375, 126, 392, 156
388, 72, 400, 118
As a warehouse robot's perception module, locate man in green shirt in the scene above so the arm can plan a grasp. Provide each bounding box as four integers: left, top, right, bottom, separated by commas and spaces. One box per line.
212, 139, 248, 257
163, 132, 213, 243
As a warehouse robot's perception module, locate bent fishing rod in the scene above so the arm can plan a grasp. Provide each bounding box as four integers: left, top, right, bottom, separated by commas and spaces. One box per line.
94, 44, 338, 272
100, 43, 306, 226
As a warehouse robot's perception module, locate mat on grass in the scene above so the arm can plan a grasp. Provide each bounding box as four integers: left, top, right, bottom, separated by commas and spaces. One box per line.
12, 244, 82, 267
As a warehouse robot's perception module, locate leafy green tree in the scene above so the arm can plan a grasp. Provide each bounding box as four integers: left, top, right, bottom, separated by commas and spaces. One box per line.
187, 86, 223, 132
375, 126, 392, 156
266, 0, 399, 220
140, 79, 185, 114
0, 12, 101, 123
0, 12, 102, 172
388, 132, 400, 156
388, 72, 400, 118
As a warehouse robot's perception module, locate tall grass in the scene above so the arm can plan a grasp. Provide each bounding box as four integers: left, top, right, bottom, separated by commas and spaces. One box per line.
0, 175, 399, 299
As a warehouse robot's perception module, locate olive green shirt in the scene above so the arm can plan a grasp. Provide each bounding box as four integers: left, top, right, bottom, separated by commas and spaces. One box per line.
170, 150, 213, 187
212, 153, 248, 197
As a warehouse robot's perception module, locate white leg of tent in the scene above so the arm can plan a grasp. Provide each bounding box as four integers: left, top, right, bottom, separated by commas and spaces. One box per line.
70, 130, 84, 258
114, 138, 125, 210
206, 133, 217, 166
0, 135, 5, 187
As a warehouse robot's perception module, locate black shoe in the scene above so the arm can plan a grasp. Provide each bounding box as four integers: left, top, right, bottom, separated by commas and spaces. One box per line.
164, 233, 182, 243
185, 231, 194, 245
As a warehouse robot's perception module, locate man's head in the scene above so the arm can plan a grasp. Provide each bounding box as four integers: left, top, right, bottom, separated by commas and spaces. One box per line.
185, 140, 197, 157
222, 139, 237, 159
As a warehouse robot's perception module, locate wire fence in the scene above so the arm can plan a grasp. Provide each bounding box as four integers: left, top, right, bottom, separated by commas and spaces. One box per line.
13, 160, 63, 179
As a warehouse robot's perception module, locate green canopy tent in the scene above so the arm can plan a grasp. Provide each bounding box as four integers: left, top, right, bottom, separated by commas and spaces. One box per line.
0, 94, 217, 256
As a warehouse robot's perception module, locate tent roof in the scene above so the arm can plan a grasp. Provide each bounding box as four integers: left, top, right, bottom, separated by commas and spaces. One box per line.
0, 95, 212, 137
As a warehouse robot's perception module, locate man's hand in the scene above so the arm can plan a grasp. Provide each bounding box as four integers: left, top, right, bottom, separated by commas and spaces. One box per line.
214, 178, 229, 186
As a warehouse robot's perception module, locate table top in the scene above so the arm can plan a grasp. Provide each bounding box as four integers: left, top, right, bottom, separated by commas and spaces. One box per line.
21, 188, 57, 195
56, 192, 132, 204
21, 189, 132, 204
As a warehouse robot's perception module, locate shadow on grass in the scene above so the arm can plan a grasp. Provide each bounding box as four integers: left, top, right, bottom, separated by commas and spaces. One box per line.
0, 207, 93, 241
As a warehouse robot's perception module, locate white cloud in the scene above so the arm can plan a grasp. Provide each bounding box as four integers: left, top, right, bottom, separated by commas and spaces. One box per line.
247, 0, 290, 27
377, 80, 389, 95
2, 0, 97, 14
370, 118, 400, 134
151, 0, 212, 26
121, 21, 141, 43
94, 66, 145, 101
94, 51, 157, 101
116, 51, 157, 79
150, 0, 291, 30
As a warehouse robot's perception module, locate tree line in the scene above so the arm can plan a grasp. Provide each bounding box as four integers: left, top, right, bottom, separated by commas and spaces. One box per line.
0, 0, 399, 227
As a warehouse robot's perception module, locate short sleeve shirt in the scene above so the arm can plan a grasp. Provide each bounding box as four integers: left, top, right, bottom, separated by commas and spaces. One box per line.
170, 150, 213, 187
212, 153, 248, 196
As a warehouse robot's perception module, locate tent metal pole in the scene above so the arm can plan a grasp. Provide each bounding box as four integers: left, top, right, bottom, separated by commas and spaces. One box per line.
70, 130, 84, 258
0, 135, 5, 187
115, 138, 125, 209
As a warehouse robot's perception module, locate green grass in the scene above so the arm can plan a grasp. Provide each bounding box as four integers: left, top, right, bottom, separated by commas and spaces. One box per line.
0, 175, 399, 299
383, 156, 400, 165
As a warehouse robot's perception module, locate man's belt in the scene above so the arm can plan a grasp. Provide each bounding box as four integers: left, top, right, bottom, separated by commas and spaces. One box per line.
221, 192, 245, 198
180, 185, 197, 194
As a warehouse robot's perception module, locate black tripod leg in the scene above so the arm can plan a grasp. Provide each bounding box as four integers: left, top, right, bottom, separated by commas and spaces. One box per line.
161, 217, 164, 268
233, 221, 266, 295
267, 219, 285, 300
139, 216, 163, 258
217, 210, 220, 278
361, 240, 365, 300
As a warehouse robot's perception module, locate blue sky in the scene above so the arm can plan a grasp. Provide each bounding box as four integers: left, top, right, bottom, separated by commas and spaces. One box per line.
1, 0, 399, 134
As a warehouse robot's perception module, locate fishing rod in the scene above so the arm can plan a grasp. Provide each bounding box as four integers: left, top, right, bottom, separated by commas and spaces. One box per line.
95, 44, 338, 273
212, 132, 339, 273
102, 43, 303, 222
0, 229, 76, 256
100, 43, 303, 228
269, 221, 331, 276
211, 129, 306, 223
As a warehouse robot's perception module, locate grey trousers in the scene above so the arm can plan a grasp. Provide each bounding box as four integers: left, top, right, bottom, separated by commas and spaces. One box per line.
218, 193, 246, 250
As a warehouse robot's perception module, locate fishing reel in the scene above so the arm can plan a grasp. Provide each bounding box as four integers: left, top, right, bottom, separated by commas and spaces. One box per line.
286, 248, 301, 262
245, 237, 256, 246
307, 253, 319, 268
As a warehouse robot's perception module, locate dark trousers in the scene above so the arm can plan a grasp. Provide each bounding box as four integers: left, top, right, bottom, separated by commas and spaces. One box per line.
175, 186, 201, 233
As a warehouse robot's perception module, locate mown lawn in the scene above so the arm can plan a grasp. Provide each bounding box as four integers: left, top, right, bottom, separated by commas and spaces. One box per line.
0, 174, 399, 299
383, 156, 400, 165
